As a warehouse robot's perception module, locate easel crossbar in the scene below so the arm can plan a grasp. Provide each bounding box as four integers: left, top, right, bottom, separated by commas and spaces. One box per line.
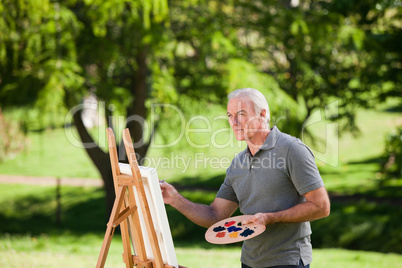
113, 201, 137, 227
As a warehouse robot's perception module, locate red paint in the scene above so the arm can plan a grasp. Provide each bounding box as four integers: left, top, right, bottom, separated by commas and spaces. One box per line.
224, 221, 236, 227
215, 232, 226, 238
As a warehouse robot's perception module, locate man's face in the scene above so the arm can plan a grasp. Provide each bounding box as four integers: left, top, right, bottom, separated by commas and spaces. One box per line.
227, 97, 261, 142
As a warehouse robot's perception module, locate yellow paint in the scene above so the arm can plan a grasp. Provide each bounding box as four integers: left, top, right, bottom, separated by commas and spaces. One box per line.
229, 232, 239, 238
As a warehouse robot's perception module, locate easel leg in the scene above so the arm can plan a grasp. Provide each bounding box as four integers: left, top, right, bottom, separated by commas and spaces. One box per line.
121, 216, 133, 267
96, 186, 127, 268
96, 224, 116, 268
126, 186, 148, 262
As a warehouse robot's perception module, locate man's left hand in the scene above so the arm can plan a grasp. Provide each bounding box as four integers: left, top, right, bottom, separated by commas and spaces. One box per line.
243, 213, 277, 226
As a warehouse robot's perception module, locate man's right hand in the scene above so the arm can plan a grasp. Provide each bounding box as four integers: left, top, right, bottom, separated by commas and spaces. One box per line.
159, 180, 179, 205
159, 180, 239, 228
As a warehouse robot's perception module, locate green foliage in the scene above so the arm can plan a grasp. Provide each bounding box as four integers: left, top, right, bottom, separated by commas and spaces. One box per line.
0, 0, 85, 127
238, 0, 401, 133
83, 0, 168, 34
224, 58, 304, 135
2, 0, 401, 141
169, 0, 239, 101
0, 0, 172, 131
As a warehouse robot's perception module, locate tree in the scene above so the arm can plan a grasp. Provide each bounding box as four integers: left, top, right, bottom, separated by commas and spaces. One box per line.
1, 0, 400, 213
0, 0, 85, 125
168, 0, 302, 135
167, 0, 401, 138
0, 0, 172, 212
227, 0, 402, 135
69, 0, 172, 212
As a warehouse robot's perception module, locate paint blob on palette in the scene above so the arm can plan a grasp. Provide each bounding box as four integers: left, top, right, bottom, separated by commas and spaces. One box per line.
205, 215, 266, 244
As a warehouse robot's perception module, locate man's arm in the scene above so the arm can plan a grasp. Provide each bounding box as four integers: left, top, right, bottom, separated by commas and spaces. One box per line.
160, 181, 238, 228
243, 186, 330, 225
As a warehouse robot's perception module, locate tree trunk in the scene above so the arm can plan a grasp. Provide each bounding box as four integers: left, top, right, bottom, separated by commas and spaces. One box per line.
72, 110, 115, 214
72, 49, 151, 214
126, 48, 150, 163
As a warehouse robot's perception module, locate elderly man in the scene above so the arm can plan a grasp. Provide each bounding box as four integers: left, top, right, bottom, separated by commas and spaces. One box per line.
160, 88, 330, 268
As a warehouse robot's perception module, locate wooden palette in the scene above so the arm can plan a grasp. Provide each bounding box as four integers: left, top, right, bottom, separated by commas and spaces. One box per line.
205, 215, 266, 244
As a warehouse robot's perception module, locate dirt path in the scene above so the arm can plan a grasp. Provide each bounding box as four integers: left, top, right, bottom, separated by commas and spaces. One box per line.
0, 174, 103, 187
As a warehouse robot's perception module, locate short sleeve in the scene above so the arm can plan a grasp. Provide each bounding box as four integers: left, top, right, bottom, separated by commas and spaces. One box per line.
216, 177, 239, 204
287, 141, 325, 195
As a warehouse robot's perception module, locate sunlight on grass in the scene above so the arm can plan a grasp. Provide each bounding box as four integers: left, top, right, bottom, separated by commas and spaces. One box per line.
176, 246, 241, 268
312, 249, 402, 268
0, 128, 100, 178
1, 233, 402, 268
0, 233, 123, 268
304, 104, 402, 165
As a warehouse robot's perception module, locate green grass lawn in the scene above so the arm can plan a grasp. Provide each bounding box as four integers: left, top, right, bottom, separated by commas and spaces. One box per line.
0, 127, 100, 178
0, 181, 401, 267
1, 232, 402, 268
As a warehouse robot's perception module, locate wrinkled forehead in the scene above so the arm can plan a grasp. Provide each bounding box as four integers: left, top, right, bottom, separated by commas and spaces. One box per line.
227, 97, 255, 114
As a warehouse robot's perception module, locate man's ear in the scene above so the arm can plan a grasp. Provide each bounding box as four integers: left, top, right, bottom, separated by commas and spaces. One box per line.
260, 109, 266, 120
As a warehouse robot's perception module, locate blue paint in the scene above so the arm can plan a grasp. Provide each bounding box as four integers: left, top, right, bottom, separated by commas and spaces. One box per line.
213, 226, 225, 232
227, 226, 242, 233
240, 228, 255, 237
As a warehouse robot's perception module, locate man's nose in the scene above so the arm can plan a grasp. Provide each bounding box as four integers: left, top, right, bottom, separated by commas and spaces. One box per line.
232, 116, 240, 125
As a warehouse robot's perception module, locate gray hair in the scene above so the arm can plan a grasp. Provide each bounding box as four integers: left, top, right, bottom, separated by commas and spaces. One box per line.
228, 88, 270, 124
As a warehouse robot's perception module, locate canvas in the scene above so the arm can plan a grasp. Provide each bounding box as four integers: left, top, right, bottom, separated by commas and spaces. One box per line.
119, 163, 179, 268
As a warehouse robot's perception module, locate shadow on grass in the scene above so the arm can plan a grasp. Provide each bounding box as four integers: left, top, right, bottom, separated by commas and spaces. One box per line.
0, 179, 224, 239
0, 187, 108, 236
312, 199, 402, 254
383, 103, 402, 113
172, 173, 225, 191
0, 174, 235, 248
319, 155, 385, 175
320, 156, 402, 199
317, 156, 402, 253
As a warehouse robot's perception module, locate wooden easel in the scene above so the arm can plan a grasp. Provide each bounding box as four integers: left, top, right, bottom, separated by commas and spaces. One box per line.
96, 128, 183, 268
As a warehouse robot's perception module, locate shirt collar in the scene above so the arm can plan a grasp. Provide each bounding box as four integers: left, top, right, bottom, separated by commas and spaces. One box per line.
245, 126, 280, 156
258, 126, 280, 151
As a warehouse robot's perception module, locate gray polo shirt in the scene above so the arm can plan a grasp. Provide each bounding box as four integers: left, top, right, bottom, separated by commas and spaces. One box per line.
216, 126, 324, 267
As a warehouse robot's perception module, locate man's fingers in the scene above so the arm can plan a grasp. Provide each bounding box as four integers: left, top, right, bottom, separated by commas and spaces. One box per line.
242, 216, 255, 225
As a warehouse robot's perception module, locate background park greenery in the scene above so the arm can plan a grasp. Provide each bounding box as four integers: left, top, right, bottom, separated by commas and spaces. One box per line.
0, 0, 401, 267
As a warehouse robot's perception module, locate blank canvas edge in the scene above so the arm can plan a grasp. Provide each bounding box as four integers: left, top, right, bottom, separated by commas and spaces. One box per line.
119, 163, 179, 268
